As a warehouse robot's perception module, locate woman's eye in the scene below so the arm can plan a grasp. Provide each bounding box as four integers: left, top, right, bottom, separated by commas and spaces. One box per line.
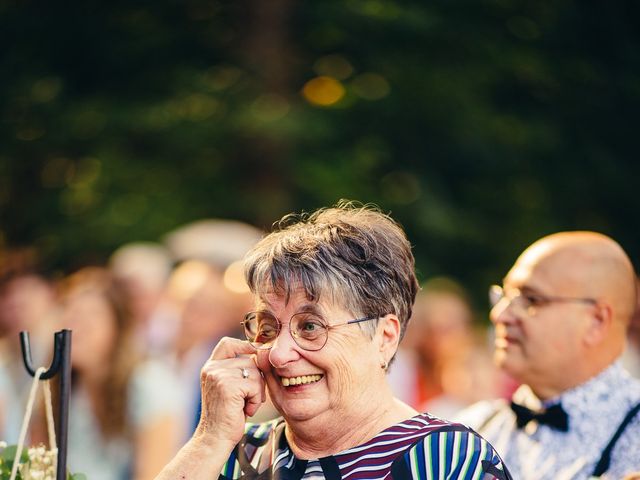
296, 316, 326, 336
301, 321, 320, 332
258, 324, 278, 338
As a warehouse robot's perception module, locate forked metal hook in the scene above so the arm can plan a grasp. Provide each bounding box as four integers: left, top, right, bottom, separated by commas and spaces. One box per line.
19, 329, 72, 480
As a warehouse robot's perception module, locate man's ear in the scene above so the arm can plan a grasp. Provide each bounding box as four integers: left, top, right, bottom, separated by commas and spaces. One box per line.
584, 302, 613, 346
378, 314, 401, 363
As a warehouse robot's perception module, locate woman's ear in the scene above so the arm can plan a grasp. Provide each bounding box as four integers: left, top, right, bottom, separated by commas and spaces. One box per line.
377, 314, 401, 364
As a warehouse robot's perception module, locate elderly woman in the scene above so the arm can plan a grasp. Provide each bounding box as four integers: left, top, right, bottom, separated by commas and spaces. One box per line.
156, 202, 511, 479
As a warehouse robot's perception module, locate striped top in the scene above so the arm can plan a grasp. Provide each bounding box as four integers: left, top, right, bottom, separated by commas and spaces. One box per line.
218, 412, 511, 479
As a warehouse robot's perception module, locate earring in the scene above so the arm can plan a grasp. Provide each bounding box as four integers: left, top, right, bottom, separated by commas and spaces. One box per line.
381, 360, 388, 370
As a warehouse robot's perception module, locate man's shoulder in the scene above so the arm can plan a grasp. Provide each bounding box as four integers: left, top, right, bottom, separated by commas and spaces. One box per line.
454, 399, 511, 431
602, 400, 640, 478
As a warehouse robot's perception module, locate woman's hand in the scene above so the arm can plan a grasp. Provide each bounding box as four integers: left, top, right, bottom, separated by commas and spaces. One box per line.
154, 337, 265, 480
194, 337, 266, 449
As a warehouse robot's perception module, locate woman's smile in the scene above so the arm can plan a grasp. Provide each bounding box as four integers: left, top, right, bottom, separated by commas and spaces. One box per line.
279, 374, 324, 387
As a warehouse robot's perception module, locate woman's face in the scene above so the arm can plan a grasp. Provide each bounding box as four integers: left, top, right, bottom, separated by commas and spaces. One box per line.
254, 289, 385, 425
62, 290, 118, 373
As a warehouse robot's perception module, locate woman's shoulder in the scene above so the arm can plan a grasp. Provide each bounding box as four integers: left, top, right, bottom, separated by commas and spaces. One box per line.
382, 411, 501, 451
383, 412, 511, 480
372, 411, 461, 440
318, 412, 510, 480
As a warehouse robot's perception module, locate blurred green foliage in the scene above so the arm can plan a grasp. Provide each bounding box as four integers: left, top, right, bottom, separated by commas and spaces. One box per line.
1, 0, 639, 314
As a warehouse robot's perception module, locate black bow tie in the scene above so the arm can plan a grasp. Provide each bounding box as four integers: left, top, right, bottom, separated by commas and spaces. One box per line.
510, 401, 569, 431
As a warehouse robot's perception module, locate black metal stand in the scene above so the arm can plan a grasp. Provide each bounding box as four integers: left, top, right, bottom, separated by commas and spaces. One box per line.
19, 329, 71, 480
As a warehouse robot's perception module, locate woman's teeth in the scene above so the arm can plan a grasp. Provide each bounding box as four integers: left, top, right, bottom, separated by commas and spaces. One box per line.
281, 374, 323, 386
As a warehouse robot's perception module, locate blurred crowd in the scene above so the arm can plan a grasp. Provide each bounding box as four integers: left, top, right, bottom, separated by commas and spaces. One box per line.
0, 220, 269, 480
1, 221, 640, 480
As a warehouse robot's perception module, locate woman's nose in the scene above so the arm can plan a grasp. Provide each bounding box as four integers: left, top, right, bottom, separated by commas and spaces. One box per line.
267, 324, 301, 368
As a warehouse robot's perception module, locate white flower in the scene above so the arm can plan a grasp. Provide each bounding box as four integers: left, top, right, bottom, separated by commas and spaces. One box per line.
0, 442, 79, 479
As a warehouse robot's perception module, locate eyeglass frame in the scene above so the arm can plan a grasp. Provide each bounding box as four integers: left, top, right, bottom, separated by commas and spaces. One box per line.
241, 310, 381, 351
489, 284, 597, 316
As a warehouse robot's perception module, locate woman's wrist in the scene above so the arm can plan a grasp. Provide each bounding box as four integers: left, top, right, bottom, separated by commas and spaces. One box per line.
191, 428, 238, 453
154, 436, 232, 480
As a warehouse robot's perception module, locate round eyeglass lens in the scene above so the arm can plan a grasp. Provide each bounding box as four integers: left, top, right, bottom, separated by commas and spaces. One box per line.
290, 312, 329, 351
243, 312, 280, 349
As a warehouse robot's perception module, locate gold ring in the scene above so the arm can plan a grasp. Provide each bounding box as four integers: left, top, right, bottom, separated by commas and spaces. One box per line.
241, 368, 250, 379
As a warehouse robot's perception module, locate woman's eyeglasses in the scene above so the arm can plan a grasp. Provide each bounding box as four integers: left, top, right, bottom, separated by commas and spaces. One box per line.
241, 311, 379, 351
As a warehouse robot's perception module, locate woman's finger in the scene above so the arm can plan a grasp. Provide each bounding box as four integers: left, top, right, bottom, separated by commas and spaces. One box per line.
208, 336, 256, 361
234, 359, 267, 417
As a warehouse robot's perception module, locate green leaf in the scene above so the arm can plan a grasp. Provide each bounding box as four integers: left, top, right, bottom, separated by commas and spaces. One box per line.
0, 445, 29, 480
0, 445, 15, 462
0, 444, 28, 463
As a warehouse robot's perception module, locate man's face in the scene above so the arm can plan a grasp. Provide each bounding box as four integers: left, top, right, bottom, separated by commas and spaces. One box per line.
490, 247, 594, 389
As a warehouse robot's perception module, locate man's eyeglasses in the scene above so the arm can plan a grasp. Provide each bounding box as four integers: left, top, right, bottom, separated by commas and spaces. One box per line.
241, 311, 379, 351
489, 284, 597, 316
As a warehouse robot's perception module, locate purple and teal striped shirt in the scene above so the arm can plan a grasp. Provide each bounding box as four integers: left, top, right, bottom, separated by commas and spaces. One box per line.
219, 412, 511, 479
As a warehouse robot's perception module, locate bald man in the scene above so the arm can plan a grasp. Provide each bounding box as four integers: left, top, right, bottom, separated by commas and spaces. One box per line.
457, 232, 640, 480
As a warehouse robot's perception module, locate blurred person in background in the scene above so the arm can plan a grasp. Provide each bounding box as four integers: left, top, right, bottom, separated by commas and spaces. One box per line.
389, 277, 499, 418
0, 254, 58, 443
156, 202, 511, 480
109, 242, 178, 356
457, 232, 640, 479
168, 261, 241, 439
165, 260, 276, 441
58, 267, 183, 480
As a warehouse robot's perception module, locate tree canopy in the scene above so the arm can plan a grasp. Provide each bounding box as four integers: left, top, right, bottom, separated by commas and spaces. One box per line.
2, 0, 639, 313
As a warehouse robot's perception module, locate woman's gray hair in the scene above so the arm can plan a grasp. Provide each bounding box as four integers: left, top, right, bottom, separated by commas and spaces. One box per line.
243, 200, 419, 343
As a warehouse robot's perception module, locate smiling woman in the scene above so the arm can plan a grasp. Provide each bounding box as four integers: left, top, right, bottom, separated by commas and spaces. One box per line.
154, 200, 512, 480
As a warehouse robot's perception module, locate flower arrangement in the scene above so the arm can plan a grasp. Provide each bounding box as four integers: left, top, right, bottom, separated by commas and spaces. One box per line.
0, 442, 85, 480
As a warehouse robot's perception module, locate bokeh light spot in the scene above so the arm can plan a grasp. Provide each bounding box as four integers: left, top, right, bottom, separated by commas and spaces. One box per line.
66, 157, 102, 188
174, 94, 219, 121
251, 93, 290, 122
351, 73, 390, 100
302, 76, 345, 106
31, 77, 63, 103
41, 157, 73, 188
60, 186, 97, 216
203, 66, 243, 91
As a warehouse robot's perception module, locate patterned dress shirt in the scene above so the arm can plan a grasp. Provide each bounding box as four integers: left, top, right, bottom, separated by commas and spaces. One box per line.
456, 360, 640, 480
